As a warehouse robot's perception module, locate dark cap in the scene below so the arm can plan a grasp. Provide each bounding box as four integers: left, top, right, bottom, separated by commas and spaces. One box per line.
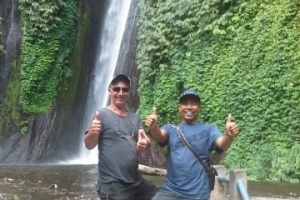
179, 89, 201, 103
109, 74, 131, 87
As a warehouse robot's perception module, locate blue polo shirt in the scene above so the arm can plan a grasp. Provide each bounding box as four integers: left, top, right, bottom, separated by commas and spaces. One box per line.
161, 123, 222, 199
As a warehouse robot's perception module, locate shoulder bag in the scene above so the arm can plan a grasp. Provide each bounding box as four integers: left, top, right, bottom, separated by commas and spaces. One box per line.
174, 126, 218, 191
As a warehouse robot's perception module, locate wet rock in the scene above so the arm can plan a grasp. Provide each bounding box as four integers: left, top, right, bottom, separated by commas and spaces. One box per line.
49, 183, 58, 189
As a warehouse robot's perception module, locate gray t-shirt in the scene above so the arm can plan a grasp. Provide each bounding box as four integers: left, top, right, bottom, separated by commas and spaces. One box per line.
98, 107, 143, 184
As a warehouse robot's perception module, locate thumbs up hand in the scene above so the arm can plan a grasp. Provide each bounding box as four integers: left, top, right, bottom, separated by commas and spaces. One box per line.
137, 130, 151, 152
145, 107, 158, 130
90, 111, 102, 136
225, 114, 240, 138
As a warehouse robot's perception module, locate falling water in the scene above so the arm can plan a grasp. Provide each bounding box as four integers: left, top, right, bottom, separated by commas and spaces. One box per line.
66, 0, 132, 164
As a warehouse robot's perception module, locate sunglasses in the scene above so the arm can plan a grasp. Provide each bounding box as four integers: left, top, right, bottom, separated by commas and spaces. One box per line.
111, 87, 130, 93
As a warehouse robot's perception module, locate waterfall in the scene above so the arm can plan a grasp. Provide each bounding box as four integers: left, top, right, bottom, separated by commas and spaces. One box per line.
65, 0, 132, 164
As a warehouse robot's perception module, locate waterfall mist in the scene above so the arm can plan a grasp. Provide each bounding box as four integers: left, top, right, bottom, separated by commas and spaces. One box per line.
65, 0, 133, 164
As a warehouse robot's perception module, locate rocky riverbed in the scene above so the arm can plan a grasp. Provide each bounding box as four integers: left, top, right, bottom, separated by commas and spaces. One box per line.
0, 164, 299, 200
0, 164, 99, 200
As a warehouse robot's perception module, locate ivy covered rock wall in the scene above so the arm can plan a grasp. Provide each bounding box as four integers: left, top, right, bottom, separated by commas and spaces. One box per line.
19, 0, 78, 115
0, 0, 22, 138
0, 0, 104, 163
136, 0, 300, 182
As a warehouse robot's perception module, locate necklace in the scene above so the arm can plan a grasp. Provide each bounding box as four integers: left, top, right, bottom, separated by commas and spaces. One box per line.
109, 105, 127, 117
108, 106, 135, 138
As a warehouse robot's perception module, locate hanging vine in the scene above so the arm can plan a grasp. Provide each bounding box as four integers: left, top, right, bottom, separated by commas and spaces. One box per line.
18, 0, 77, 114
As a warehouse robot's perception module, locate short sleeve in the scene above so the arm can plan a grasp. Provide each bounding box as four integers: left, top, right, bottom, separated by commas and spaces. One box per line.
209, 125, 223, 153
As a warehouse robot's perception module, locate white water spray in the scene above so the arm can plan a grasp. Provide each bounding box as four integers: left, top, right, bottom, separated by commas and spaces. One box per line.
65, 0, 132, 164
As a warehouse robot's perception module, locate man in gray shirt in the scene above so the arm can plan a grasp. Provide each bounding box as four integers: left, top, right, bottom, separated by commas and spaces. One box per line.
84, 74, 157, 200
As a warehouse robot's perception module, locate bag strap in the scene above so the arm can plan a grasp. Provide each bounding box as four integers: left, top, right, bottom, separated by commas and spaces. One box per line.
174, 126, 210, 174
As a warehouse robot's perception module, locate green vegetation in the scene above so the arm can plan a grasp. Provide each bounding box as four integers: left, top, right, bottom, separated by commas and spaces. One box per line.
61, 4, 91, 109
137, 0, 300, 182
0, 59, 22, 137
19, 0, 77, 114
0, 1, 92, 137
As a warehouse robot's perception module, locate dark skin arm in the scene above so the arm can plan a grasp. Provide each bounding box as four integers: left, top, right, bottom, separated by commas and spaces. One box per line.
145, 108, 240, 150
215, 114, 240, 150
145, 107, 168, 144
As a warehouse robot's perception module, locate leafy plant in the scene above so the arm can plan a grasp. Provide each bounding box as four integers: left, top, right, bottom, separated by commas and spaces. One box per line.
19, 0, 77, 114
136, 0, 300, 182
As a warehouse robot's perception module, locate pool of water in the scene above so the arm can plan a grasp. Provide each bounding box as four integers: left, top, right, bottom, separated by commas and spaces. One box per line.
146, 175, 300, 199
0, 164, 299, 200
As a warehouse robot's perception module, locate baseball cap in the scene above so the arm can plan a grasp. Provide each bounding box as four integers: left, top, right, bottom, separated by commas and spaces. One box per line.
179, 89, 201, 103
109, 74, 131, 87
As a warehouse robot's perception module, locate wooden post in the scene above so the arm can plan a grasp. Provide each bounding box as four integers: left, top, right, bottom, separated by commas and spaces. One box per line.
229, 169, 247, 200
210, 165, 227, 200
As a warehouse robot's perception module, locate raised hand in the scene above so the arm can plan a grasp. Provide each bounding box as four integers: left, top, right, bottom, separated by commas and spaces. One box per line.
90, 111, 102, 135
225, 114, 239, 138
137, 130, 150, 152
145, 107, 158, 129
84, 111, 102, 150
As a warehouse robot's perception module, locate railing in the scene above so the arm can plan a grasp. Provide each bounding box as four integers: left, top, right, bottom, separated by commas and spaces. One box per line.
211, 165, 250, 200
139, 164, 250, 200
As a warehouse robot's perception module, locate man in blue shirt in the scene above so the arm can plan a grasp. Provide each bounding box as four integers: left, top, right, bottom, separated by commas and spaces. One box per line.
145, 89, 240, 200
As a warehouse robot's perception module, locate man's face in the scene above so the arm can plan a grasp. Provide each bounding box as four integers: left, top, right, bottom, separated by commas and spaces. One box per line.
109, 81, 130, 107
178, 96, 201, 124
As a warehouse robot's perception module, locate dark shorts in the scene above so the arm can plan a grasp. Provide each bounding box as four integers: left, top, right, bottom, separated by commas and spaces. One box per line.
97, 177, 157, 200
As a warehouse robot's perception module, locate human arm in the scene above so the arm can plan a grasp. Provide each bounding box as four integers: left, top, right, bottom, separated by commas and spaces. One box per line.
84, 111, 101, 150
137, 129, 151, 152
144, 107, 168, 144
215, 114, 240, 150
